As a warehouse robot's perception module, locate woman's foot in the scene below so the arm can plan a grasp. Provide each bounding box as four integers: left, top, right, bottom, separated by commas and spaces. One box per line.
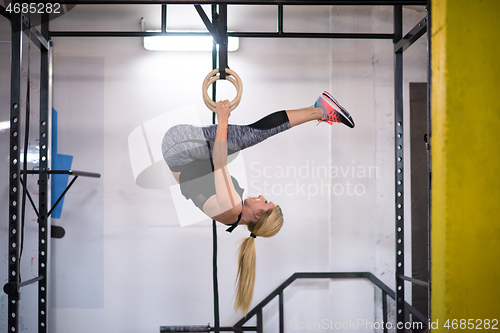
315, 91, 355, 128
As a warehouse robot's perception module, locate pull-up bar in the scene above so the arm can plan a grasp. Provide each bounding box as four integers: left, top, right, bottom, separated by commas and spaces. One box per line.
23, 169, 101, 219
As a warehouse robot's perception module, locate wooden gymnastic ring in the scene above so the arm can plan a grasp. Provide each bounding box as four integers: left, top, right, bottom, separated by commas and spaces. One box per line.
202, 68, 243, 112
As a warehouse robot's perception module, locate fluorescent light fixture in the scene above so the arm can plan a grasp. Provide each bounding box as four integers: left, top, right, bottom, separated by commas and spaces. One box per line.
143, 31, 239, 52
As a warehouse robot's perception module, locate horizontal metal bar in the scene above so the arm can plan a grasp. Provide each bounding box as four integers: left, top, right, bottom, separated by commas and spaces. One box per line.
220, 328, 256, 332
160, 326, 210, 332
50, 31, 210, 37
231, 32, 393, 39
294, 272, 371, 280
394, 16, 427, 53
160, 326, 256, 332
217, 327, 256, 332
399, 275, 429, 287
25, 169, 101, 178
21, 14, 50, 51
19, 275, 44, 288
59, 170, 101, 178
50, 30, 393, 39
48, 0, 428, 5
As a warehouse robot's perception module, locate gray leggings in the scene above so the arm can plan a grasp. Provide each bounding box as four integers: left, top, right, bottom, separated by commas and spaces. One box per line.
162, 110, 291, 172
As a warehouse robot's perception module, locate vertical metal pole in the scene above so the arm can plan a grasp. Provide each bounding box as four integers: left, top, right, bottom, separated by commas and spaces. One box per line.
161, 4, 167, 33
8, 10, 22, 333
211, 7, 220, 333
38, 13, 50, 333
256, 308, 263, 333
279, 292, 284, 333
212, 4, 218, 121
382, 291, 388, 333
426, 0, 432, 325
278, 5, 283, 34
211, 219, 220, 333
218, 4, 227, 79
393, 5, 405, 332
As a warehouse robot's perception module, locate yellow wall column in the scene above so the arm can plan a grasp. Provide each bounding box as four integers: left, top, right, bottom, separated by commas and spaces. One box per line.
431, 0, 500, 330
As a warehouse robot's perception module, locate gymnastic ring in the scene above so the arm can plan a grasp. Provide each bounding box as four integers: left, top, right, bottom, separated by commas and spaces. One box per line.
202, 75, 241, 111
203, 68, 242, 112
202, 68, 243, 112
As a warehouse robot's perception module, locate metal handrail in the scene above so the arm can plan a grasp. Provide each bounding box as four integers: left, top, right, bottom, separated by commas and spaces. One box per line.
160, 272, 428, 333
233, 272, 427, 332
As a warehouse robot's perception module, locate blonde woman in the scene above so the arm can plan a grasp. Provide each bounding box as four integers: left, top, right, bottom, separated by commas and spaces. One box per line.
162, 92, 354, 314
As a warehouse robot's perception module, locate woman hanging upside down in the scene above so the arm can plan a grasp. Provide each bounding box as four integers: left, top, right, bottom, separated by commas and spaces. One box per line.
162, 91, 355, 314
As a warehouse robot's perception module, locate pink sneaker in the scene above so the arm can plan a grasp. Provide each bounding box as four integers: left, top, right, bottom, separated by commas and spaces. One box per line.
315, 91, 355, 128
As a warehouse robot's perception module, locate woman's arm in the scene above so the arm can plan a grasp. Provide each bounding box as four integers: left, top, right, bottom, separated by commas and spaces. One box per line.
204, 100, 242, 218
212, 100, 230, 169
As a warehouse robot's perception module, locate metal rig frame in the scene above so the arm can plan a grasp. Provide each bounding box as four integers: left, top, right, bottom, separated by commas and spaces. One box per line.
2, 1, 430, 332
5, 11, 52, 333
2, 6, 101, 333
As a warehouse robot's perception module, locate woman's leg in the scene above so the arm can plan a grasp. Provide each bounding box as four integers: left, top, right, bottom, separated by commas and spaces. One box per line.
162, 104, 322, 183
163, 96, 351, 169
202, 111, 291, 153
285, 106, 323, 127
162, 124, 211, 171
202, 105, 324, 154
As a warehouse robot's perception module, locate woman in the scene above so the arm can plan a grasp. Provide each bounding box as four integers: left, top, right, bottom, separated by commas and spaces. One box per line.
162, 91, 355, 314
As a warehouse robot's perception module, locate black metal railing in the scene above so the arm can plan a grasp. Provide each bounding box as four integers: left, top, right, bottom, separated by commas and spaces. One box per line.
160, 272, 428, 333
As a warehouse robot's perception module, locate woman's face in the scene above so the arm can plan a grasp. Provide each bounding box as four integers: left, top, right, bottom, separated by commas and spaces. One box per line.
244, 195, 275, 214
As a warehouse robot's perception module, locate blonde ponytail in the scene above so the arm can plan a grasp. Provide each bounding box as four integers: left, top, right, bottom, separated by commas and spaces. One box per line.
234, 205, 284, 314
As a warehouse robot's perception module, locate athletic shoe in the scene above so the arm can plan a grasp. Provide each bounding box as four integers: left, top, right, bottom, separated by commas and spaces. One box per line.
314, 91, 355, 128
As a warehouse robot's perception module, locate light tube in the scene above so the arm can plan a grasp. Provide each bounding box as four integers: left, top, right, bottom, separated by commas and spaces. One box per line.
144, 31, 239, 52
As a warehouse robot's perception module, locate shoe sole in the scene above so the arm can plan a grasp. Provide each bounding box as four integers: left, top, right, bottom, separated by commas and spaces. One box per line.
322, 92, 355, 128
